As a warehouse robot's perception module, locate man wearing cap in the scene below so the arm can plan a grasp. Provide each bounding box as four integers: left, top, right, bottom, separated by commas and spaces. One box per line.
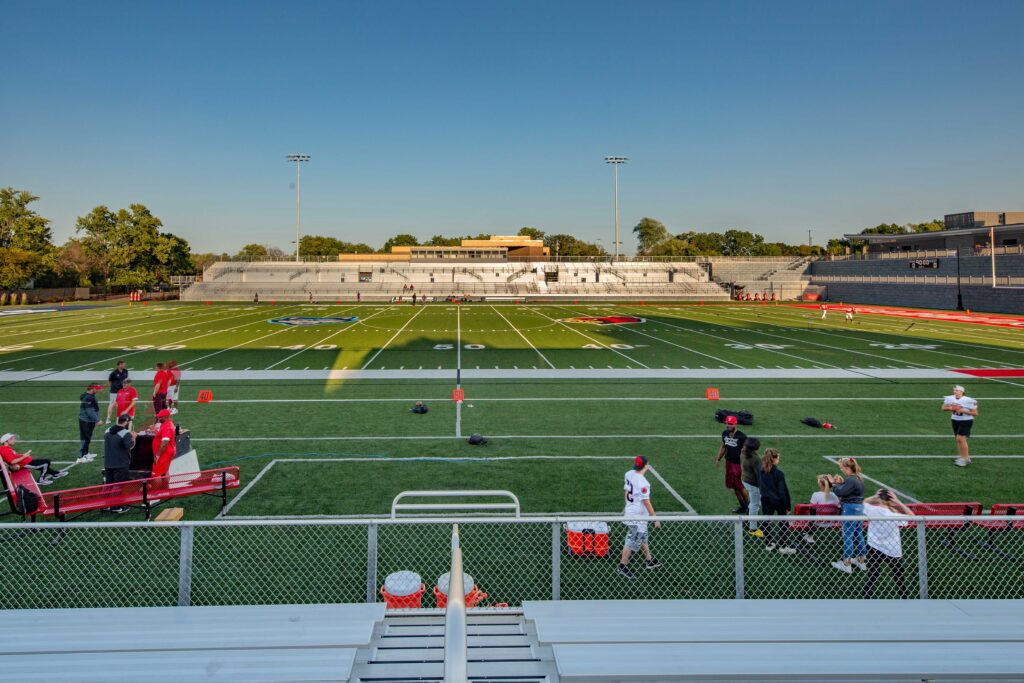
1, 433, 67, 485
942, 385, 978, 467
77, 384, 102, 464
115, 378, 139, 430
104, 360, 129, 424
618, 455, 662, 579
716, 415, 749, 513
151, 409, 177, 478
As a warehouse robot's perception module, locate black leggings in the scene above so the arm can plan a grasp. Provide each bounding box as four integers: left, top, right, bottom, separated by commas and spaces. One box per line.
761, 499, 792, 547
25, 459, 58, 479
863, 546, 909, 599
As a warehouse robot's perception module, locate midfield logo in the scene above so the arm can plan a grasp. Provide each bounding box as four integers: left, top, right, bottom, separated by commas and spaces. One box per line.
560, 316, 645, 325
268, 316, 359, 327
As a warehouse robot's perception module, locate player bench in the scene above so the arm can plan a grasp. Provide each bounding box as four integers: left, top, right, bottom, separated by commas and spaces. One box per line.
903, 502, 983, 560
1, 460, 240, 522
975, 504, 1024, 562
787, 503, 842, 564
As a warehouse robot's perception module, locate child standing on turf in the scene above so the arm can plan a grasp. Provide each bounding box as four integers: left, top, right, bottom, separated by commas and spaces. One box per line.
803, 475, 840, 544
740, 437, 763, 537
828, 457, 866, 574
757, 448, 795, 554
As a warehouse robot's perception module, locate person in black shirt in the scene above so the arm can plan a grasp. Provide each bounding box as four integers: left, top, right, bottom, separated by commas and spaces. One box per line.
757, 448, 795, 554
103, 415, 136, 513
105, 360, 129, 424
715, 416, 749, 513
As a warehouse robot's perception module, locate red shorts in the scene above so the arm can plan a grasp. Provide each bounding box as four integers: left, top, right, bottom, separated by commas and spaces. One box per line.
724, 462, 743, 491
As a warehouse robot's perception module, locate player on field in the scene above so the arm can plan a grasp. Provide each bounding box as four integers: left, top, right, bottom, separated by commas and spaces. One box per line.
943, 385, 978, 467
715, 415, 749, 513
820, 303, 828, 319
618, 455, 662, 579
166, 360, 181, 415
104, 360, 129, 424
845, 306, 854, 323
152, 362, 172, 414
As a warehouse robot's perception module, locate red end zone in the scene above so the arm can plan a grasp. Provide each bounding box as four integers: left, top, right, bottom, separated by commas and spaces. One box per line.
789, 304, 1024, 328
954, 368, 1024, 378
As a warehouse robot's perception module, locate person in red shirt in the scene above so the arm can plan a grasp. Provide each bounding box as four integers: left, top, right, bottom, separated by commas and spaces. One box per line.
152, 362, 172, 414
151, 410, 177, 477
116, 378, 139, 430
166, 360, 181, 415
0, 433, 67, 485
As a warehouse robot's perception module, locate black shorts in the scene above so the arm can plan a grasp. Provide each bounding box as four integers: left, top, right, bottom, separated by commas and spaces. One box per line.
951, 419, 973, 437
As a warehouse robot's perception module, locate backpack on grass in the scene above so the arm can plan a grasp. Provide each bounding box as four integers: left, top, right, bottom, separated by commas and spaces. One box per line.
714, 409, 754, 426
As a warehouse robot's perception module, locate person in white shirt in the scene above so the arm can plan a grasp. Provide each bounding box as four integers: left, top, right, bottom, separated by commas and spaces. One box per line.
862, 489, 913, 599
618, 455, 662, 579
803, 475, 840, 544
942, 385, 979, 467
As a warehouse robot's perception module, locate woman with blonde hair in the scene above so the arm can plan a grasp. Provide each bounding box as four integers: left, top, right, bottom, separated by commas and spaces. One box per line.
827, 457, 866, 573
757, 448, 795, 554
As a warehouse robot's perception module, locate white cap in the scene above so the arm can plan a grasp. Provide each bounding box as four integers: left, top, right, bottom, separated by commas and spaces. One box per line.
0, 433, 15, 444
953, 385, 965, 392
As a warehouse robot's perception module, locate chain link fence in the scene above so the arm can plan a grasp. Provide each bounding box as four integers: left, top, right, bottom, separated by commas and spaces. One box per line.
2, 515, 1022, 609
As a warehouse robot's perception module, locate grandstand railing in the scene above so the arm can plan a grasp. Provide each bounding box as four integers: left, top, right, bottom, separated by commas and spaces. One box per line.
3, 514, 1023, 610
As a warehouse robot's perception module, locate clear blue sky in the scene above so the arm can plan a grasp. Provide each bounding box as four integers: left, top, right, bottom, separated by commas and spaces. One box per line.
3, 0, 1022, 254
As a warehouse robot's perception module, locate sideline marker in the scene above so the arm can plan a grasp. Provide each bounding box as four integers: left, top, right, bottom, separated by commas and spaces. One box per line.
706, 387, 720, 401
452, 388, 465, 403
197, 390, 213, 403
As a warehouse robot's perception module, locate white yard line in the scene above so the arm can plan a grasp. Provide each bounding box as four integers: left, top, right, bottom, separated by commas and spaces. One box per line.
262, 305, 363, 370
0, 305, 263, 367
647, 465, 697, 514
0, 306, 175, 339
618, 305, 846, 370
490, 305, 556, 369
822, 456, 921, 504
13, 396, 1024, 405
20, 433, 1024, 444
217, 458, 279, 517
837, 455, 1024, 459
180, 326, 293, 368
556, 304, 742, 368
527, 307, 650, 369
360, 306, 426, 370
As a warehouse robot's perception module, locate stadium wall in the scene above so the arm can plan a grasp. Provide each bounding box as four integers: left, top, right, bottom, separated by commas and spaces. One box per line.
822, 283, 1024, 314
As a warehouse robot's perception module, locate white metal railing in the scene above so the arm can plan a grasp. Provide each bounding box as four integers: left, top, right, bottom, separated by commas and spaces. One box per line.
444, 524, 468, 683
3, 514, 1022, 610
391, 490, 522, 518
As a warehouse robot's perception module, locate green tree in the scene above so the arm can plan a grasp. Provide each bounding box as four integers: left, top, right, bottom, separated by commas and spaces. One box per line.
543, 234, 607, 257
0, 188, 53, 253
675, 231, 728, 255
425, 234, 462, 247
0, 248, 43, 289
721, 229, 765, 256
910, 219, 945, 233
383, 233, 420, 251
236, 244, 269, 260
300, 235, 346, 257
76, 204, 192, 287
860, 223, 907, 235
649, 238, 701, 257
632, 217, 669, 254
517, 226, 545, 240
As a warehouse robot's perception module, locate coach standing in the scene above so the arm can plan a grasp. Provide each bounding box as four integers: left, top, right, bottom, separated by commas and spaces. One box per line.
104, 360, 129, 424
77, 384, 102, 464
715, 415, 749, 513
943, 384, 978, 467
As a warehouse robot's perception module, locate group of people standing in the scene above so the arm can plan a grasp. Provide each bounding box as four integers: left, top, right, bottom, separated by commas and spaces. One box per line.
717, 418, 915, 597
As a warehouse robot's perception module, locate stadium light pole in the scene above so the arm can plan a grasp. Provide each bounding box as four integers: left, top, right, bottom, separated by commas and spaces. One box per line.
605, 156, 628, 262
286, 154, 310, 262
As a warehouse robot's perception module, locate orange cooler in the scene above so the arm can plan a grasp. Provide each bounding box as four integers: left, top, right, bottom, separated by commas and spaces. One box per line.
565, 521, 610, 557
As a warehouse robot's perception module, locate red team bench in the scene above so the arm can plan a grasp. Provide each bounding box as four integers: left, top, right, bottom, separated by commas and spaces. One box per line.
1, 460, 240, 521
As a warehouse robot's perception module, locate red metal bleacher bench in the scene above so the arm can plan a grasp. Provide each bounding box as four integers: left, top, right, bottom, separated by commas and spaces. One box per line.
787, 503, 842, 563
903, 502, 983, 560
2, 460, 240, 522
975, 503, 1024, 562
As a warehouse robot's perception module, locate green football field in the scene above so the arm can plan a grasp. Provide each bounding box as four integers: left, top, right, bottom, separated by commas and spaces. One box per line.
2, 300, 1023, 519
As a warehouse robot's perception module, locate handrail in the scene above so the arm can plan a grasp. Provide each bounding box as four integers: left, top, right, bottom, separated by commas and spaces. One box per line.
443, 524, 468, 683
391, 490, 522, 518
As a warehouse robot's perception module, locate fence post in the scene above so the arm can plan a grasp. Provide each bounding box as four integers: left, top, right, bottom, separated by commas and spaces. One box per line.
551, 522, 561, 601
916, 524, 929, 599
733, 520, 745, 600
366, 523, 378, 604
177, 525, 194, 607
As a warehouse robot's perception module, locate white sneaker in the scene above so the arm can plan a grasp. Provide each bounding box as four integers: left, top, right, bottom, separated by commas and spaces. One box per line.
76, 456, 91, 464
170, 408, 178, 415
50, 471, 68, 480
853, 560, 867, 571
765, 543, 777, 552
778, 547, 797, 555
37, 477, 53, 486
803, 534, 816, 544
954, 459, 970, 467
831, 561, 853, 574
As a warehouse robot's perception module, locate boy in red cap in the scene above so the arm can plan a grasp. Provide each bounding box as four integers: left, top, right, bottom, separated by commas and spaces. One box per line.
715, 415, 749, 513
151, 409, 176, 477
618, 455, 662, 579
